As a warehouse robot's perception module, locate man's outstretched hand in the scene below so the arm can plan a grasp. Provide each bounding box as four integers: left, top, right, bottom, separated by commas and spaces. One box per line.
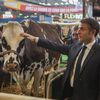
20, 33, 39, 43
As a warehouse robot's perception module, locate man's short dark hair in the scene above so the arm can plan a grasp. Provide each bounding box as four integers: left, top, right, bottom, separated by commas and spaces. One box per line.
80, 17, 100, 36
72, 25, 79, 31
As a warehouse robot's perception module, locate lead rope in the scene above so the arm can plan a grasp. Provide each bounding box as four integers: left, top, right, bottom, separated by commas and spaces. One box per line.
10, 72, 20, 86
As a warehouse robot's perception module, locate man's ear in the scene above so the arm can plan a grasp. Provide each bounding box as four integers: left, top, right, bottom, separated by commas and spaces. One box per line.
92, 29, 96, 36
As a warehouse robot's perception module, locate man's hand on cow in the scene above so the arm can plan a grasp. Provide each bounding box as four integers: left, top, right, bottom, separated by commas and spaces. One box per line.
20, 33, 39, 43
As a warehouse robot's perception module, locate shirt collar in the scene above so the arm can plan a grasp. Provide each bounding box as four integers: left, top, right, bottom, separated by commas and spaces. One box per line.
85, 40, 96, 50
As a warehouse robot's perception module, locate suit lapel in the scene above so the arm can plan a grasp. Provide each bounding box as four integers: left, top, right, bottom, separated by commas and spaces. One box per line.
80, 42, 97, 73
70, 45, 82, 70
64, 43, 82, 83
69, 44, 82, 79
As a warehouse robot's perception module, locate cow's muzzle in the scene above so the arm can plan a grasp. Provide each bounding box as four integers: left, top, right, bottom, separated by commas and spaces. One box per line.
1, 50, 22, 72
4, 62, 19, 72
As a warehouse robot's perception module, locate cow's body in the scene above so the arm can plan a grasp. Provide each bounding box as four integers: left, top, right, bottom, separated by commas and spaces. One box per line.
1, 20, 62, 96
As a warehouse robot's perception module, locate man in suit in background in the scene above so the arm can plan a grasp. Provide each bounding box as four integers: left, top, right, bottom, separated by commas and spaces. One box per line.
71, 25, 79, 43
20, 17, 100, 100
96, 29, 100, 44
64, 25, 79, 45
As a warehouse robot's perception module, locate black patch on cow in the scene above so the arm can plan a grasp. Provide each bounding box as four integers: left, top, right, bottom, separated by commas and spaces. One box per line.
41, 59, 45, 67
17, 39, 25, 53
19, 63, 34, 80
22, 54, 31, 66
2, 37, 11, 50
0, 25, 3, 33
9, 57, 14, 63
36, 64, 40, 70
21, 23, 29, 32
20, 65, 31, 80
31, 64, 35, 68
30, 68, 33, 74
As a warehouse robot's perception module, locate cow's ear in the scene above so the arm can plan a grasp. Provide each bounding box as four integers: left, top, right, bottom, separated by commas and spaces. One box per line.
2, 24, 7, 33
0, 25, 3, 33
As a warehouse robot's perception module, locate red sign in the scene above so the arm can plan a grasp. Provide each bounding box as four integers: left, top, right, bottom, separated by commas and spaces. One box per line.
20, 5, 82, 14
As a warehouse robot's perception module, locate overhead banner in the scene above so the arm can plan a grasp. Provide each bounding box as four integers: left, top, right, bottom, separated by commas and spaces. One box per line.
4, 1, 82, 14
20, 5, 82, 14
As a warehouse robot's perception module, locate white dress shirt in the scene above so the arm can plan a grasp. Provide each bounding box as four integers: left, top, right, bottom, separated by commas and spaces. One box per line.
70, 40, 96, 87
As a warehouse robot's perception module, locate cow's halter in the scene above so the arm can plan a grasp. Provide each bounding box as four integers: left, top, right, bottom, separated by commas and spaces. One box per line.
0, 50, 18, 56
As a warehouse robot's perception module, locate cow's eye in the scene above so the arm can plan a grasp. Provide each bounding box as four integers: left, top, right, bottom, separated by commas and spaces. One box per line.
17, 39, 25, 53
2, 37, 7, 47
6, 45, 11, 50
2, 37, 11, 50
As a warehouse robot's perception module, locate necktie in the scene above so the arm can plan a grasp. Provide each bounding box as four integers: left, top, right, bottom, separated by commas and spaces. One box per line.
74, 45, 87, 85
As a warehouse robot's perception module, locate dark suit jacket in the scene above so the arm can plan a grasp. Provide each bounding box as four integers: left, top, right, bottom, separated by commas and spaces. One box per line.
37, 38, 100, 100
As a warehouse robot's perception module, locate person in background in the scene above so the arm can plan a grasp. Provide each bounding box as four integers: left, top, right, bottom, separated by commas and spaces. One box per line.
71, 25, 79, 43
20, 17, 100, 100
64, 28, 72, 45
64, 25, 79, 45
96, 29, 100, 44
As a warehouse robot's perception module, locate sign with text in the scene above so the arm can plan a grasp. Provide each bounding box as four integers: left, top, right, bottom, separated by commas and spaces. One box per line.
20, 5, 82, 14
4, 1, 82, 14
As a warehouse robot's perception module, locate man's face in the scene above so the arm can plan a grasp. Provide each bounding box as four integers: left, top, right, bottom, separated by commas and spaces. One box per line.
72, 30, 79, 40
78, 23, 95, 44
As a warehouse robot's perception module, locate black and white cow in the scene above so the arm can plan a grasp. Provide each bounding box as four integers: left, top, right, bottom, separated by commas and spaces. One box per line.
1, 20, 62, 96
0, 24, 16, 88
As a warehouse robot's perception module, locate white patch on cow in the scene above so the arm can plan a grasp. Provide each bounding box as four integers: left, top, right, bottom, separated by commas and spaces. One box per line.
19, 61, 43, 83
19, 65, 32, 85
3, 53, 18, 66
40, 28, 44, 33
3, 21, 24, 37
19, 46, 25, 57
0, 56, 3, 62
18, 61, 43, 95
2, 22, 24, 48
33, 67, 43, 96
0, 38, 2, 44
44, 50, 49, 67
44, 50, 59, 71
23, 20, 30, 28
43, 34, 46, 39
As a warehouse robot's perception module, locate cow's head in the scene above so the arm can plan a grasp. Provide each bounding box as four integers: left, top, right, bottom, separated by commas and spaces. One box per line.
1, 21, 25, 72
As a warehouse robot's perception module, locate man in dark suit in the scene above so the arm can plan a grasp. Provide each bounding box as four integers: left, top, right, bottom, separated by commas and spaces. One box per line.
20, 18, 100, 100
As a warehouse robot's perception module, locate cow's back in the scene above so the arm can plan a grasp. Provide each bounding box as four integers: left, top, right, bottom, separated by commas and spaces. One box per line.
39, 23, 62, 43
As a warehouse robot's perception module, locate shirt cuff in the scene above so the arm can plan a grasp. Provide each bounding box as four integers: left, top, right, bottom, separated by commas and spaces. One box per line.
35, 37, 39, 43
